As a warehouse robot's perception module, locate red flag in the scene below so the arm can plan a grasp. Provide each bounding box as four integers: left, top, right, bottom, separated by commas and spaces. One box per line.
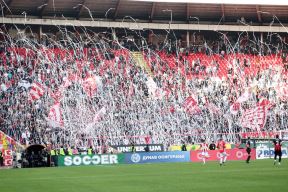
128, 83, 135, 98
47, 103, 64, 128
206, 101, 222, 115
230, 90, 251, 115
275, 83, 288, 101
49, 89, 62, 102
144, 136, 151, 144
155, 88, 164, 99
257, 98, 275, 110
230, 102, 241, 115
49, 79, 72, 102
29, 82, 45, 101
183, 96, 201, 115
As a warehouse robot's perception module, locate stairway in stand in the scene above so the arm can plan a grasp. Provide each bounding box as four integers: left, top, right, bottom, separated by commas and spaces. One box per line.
131, 51, 153, 76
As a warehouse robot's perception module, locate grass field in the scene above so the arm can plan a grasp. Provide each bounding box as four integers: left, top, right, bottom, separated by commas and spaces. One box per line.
0, 160, 287, 192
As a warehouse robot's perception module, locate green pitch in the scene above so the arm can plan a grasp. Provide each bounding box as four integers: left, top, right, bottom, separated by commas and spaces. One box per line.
0, 160, 287, 192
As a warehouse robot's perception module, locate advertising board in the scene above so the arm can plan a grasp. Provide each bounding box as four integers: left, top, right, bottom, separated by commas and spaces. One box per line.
125, 151, 190, 164
58, 154, 124, 166
111, 144, 164, 153
190, 149, 256, 162
256, 146, 288, 159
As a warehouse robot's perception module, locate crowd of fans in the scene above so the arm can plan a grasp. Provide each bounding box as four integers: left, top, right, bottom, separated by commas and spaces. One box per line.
0, 29, 288, 152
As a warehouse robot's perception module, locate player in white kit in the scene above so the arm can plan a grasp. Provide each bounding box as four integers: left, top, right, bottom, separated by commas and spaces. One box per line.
200, 140, 209, 164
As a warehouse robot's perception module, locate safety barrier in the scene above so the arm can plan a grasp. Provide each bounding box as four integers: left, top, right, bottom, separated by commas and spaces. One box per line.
56, 149, 257, 167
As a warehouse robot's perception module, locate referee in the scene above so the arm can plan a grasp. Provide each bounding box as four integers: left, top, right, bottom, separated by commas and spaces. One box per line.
246, 137, 251, 164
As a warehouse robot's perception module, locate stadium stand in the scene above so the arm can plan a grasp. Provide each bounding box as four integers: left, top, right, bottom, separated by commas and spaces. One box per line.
0, 0, 288, 167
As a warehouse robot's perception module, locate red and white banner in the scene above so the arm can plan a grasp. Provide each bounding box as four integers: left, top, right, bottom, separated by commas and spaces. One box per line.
206, 102, 222, 115
257, 98, 274, 110
128, 83, 135, 98
183, 96, 201, 115
49, 89, 63, 102
190, 148, 256, 162
92, 107, 106, 122
84, 107, 106, 132
240, 106, 267, 131
240, 131, 280, 139
230, 90, 251, 115
275, 83, 288, 101
82, 76, 97, 97
230, 102, 241, 115
146, 77, 164, 99
48, 78, 72, 102
29, 82, 45, 101
47, 103, 63, 128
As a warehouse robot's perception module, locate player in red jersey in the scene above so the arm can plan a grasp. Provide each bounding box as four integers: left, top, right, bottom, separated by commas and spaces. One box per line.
273, 135, 282, 165
200, 139, 209, 164
217, 137, 227, 166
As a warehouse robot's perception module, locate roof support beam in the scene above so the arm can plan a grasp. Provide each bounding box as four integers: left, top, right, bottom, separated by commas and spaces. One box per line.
256, 5, 262, 23
75, 0, 86, 20
186, 3, 189, 22
221, 4, 225, 22
150, 2, 156, 22
3, 0, 13, 16
38, 0, 50, 18
1, 17, 287, 33
113, 0, 121, 20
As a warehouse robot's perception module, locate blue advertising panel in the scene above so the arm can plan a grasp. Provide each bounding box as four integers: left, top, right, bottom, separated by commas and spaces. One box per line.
125, 151, 190, 164
256, 146, 288, 159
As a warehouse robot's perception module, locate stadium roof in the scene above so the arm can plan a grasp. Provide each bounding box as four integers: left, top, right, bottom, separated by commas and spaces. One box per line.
1, 0, 288, 24
136, 0, 288, 6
